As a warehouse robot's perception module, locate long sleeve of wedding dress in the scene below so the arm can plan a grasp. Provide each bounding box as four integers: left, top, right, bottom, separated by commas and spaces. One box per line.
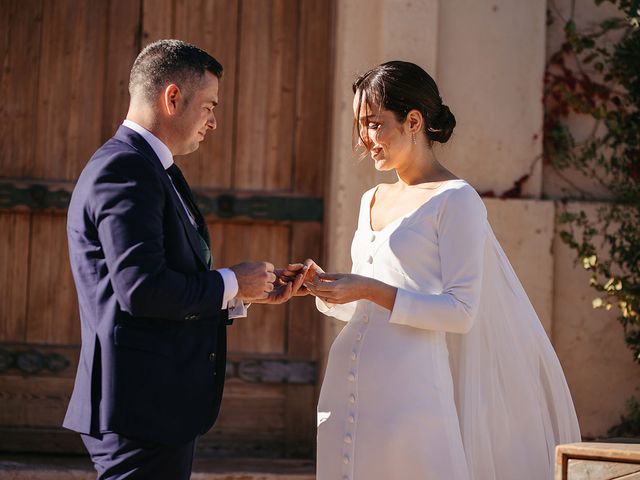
316, 297, 357, 321
388, 185, 487, 334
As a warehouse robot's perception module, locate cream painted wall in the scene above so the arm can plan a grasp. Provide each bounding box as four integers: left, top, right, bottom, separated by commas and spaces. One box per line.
553, 203, 640, 437
485, 198, 555, 337
436, 0, 547, 198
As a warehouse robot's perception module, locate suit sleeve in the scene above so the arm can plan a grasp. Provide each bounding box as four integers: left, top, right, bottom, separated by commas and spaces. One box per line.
91, 153, 225, 320
389, 187, 487, 334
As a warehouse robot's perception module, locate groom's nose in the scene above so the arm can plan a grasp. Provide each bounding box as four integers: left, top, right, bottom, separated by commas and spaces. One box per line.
206, 114, 217, 130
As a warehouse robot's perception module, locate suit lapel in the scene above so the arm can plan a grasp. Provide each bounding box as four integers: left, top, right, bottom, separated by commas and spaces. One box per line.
114, 126, 209, 270
159, 171, 210, 270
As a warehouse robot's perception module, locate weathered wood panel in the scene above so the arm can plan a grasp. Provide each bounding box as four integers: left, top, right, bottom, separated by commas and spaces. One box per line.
101, 0, 143, 140
284, 222, 323, 457
0, 376, 73, 427
0, 213, 30, 343
141, 0, 172, 42
143, 0, 239, 190
0, 344, 78, 379
200, 380, 286, 457
287, 223, 322, 360
0, 0, 43, 178
0, 426, 84, 454
25, 214, 79, 345
0, 372, 297, 457
214, 381, 285, 435
294, 0, 334, 197
34, 0, 110, 180
209, 221, 289, 354
234, 0, 298, 191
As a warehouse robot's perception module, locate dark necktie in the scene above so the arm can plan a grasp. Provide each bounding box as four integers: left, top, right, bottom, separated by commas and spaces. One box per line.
166, 164, 212, 268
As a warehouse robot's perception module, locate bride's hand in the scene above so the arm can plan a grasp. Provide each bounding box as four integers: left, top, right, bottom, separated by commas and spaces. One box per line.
305, 273, 374, 304
279, 259, 324, 296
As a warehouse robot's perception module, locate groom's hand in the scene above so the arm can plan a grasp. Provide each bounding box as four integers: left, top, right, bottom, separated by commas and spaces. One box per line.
231, 261, 276, 301
277, 263, 309, 296
252, 263, 309, 305
279, 259, 324, 296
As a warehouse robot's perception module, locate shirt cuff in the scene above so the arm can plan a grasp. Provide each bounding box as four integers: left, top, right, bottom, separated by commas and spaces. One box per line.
216, 268, 239, 309
227, 298, 250, 319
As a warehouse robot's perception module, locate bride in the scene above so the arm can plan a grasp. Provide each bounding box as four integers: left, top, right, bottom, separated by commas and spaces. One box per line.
291, 61, 580, 479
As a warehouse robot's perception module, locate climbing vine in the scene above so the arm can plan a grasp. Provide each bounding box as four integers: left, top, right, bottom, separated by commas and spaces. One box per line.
544, 0, 640, 435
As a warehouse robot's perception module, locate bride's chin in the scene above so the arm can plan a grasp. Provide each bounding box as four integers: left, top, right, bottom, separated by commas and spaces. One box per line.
372, 159, 391, 171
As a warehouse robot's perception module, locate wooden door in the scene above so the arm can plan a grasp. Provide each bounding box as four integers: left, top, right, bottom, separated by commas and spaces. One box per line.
0, 0, 334, 458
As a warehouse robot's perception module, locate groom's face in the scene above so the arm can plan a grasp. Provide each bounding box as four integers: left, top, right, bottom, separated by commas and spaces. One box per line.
173, 71, 219, 156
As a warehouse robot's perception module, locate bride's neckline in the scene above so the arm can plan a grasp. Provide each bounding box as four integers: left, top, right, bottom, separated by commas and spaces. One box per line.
368, 179, 466, 233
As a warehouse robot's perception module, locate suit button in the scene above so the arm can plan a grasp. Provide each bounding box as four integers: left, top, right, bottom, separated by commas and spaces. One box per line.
209, 353, 216, 362
366, 255, 373, 264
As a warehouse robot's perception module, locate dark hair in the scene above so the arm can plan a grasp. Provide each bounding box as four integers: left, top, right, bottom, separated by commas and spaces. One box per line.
352, 61, 456, 148
129, 39, 223, 102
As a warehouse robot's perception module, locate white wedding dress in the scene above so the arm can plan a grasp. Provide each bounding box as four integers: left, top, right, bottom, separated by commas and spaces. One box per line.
316, 180, 580, 480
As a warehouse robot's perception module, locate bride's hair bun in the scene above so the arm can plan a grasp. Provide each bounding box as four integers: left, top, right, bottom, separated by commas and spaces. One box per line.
427, 104, 456, 144
352, 61, 456, 149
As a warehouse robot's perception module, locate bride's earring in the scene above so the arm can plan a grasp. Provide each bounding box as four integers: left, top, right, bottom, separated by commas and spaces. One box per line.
411, 132, 417, 145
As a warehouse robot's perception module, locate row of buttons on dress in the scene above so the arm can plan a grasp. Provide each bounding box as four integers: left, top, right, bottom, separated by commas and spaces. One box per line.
341, 306, 373, 479
341, 231, 377, 479
366, 232, 376, 264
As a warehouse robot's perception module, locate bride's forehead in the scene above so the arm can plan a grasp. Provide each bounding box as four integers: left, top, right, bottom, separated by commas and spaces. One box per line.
352, 93, 384, 118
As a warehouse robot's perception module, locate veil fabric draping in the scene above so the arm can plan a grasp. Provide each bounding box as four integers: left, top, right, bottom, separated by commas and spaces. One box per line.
446, 226, 581, 479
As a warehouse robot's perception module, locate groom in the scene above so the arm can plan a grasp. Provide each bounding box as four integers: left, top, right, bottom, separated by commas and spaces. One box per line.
63, 39, 304, 479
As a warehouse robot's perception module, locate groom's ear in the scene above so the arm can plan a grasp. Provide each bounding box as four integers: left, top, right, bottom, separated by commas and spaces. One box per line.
161, 84, 181, 116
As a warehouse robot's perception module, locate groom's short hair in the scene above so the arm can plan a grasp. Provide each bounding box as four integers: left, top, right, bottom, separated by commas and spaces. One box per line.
129, 39, 223, 103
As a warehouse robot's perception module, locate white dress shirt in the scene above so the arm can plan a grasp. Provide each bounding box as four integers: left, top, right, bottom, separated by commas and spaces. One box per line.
122, 120, 247, 317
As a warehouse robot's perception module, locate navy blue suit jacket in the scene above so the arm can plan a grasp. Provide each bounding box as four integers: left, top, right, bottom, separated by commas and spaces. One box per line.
64, 125, 230, 445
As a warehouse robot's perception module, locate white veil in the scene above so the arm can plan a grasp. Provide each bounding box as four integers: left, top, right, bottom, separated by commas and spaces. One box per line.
447, 226, 581, 480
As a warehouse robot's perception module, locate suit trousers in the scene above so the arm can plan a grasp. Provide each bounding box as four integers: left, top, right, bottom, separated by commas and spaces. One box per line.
81, 432, 197, 480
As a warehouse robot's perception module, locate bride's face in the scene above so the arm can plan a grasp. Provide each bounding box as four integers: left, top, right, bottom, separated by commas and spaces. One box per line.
352, 93, 412, 172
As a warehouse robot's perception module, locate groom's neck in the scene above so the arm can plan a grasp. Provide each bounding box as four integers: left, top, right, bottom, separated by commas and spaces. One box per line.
125, 104, 174, 153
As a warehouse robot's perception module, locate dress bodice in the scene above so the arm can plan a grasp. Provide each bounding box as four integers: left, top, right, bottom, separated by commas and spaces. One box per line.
322, 179, 488, 335
352, 180, 479, 296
